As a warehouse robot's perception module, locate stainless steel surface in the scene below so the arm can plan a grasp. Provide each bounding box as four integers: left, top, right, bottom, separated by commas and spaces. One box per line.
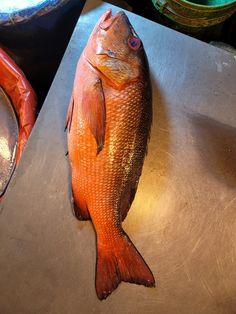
0, 87, 18, 196
0, 1, 236, 313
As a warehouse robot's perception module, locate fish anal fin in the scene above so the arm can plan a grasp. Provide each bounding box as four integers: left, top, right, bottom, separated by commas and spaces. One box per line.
73, 201, 90, 221
71, 187, 90, 220
65, 95, 74, 132
81, 78, 105, 154
96, 233, 155, 300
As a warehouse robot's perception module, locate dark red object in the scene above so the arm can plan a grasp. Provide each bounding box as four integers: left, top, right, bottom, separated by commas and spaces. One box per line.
0, 47, 36, 165
0, 47, 36, 202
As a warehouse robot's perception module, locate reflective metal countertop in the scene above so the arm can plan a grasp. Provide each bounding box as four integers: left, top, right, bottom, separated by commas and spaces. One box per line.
0, 1, 236, 313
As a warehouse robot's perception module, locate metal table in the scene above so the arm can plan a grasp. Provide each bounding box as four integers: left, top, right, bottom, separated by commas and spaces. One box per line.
0, 1, 236, 313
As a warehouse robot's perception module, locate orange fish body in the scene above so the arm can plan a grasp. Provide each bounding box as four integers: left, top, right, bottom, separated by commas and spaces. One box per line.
67, 10, 154, 299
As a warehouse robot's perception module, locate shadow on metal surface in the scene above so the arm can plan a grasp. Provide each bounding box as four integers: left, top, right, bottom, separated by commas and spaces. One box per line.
189, 113, 236, 188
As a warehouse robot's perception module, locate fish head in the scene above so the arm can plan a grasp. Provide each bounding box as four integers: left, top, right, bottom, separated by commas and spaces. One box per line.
84, 9, 147, 88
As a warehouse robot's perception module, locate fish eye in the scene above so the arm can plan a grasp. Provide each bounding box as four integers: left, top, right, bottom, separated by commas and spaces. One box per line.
128, 36, 141, 50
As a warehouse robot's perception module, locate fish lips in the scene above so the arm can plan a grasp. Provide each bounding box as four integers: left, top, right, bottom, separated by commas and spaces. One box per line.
99, 10, 126, 31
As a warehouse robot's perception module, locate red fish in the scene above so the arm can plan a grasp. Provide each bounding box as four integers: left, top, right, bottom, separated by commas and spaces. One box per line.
66, 9, 155, 299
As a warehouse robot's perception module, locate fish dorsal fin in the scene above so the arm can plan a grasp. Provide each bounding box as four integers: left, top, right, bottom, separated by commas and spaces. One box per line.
65, 95, 74, 132
81, 77, 105, 154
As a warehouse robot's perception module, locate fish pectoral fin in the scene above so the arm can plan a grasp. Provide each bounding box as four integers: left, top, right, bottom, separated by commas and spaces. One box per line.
81, 78, 105, 154
65, 94, 74, 132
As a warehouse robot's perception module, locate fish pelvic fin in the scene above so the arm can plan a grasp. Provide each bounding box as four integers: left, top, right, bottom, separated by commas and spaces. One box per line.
95, 232, 155, 300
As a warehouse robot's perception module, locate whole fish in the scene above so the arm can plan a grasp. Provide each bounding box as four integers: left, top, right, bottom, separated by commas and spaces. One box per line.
66, 9, 155, 300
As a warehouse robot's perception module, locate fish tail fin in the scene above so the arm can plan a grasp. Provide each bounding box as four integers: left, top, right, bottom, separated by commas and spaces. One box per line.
96, 232, 155, 300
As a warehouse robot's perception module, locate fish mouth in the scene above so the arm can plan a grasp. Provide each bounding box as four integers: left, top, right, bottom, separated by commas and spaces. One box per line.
99, 9, 126, 30
96, 10, 130, 59
99, 10, 137, 39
